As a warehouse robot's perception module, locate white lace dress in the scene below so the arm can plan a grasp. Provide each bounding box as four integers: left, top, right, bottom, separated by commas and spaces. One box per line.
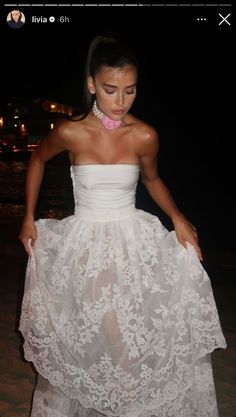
19, 164, 226, 417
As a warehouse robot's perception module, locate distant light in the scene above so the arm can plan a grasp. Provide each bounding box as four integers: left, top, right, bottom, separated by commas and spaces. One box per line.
0, 117, 3, 128
14, 124, 17, 127
50, 123, 54, 130
14, 115, 19, 119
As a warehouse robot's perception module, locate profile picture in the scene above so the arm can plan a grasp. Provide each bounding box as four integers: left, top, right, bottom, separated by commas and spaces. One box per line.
7, 10, 25, 29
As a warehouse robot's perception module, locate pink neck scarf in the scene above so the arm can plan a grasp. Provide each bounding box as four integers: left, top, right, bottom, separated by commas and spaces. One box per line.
92, 100, 122, 130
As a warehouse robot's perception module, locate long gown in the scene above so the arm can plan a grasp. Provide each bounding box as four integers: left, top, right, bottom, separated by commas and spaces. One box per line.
19, 163, 226, 417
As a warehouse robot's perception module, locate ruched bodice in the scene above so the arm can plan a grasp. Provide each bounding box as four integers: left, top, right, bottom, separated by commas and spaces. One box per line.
71, 164, 140, 220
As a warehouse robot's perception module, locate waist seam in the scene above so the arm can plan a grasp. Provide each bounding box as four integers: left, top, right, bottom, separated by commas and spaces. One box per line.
74, 205, 136, 221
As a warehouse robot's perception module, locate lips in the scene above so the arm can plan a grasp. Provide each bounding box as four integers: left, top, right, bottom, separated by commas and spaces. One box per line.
112, 110, 125, 115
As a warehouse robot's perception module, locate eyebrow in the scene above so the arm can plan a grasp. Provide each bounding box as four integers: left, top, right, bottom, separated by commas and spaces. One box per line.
103, 83, 137, 89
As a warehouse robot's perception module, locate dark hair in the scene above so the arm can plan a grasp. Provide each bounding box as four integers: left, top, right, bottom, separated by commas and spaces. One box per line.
75, 36, 138, 120
10, 10, 22, 22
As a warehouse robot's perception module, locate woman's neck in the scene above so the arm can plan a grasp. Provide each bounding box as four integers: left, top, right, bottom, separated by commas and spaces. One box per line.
92, 100, 122, 130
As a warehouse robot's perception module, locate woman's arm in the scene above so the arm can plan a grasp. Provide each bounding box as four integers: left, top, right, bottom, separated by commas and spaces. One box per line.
140, 127, 203, 261
19, 121, 67, 255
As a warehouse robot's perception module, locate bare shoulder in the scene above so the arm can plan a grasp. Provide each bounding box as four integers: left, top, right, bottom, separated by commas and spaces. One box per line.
52, 116, 84, 142
127, 114, 159, 156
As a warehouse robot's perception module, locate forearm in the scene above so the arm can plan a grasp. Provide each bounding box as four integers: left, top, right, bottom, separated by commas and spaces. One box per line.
143, 177, 184, 222
23, 152, 46, 221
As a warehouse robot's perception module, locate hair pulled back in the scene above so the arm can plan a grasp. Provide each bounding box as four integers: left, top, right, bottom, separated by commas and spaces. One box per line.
80, 35, 138, 118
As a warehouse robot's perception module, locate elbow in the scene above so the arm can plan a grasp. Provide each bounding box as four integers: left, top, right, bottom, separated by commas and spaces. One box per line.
142, 177, 161, 197
142, 175, 158, 188
141, 176, 148, 188
142, 178, 153, 194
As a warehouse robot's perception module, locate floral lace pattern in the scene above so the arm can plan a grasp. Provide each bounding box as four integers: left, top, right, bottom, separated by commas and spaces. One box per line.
30, 358, 219, 417
19, 165, 226, 416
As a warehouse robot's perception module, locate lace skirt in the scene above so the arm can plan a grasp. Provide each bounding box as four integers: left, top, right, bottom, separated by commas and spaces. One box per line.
19, 208, 226, 417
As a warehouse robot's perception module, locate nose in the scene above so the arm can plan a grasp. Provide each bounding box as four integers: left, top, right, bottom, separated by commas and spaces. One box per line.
116, 92, 125, 106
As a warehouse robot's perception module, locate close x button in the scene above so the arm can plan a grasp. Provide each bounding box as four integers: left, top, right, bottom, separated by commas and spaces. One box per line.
218, 13, 231, 26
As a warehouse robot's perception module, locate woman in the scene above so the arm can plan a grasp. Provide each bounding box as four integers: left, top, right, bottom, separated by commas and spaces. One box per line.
7, 9, 25, 28
19, 36, 226, 417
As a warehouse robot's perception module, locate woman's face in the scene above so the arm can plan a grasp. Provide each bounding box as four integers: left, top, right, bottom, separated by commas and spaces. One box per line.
11, 10, 21, 22
88, 65, 138, 120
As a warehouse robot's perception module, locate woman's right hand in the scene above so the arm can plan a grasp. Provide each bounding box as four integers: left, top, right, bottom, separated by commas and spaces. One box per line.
19, 219, 38, 256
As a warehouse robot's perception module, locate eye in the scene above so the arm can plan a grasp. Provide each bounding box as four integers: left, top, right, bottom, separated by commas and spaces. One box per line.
126, 89, 136, 95
105, 89, 115, 95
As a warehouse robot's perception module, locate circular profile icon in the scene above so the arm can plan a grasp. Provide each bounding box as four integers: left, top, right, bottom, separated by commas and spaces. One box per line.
7, 10, 25, 29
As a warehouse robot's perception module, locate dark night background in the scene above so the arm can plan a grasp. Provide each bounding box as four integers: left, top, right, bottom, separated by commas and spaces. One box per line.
0, 4, 234, 255
0, 5, 235, 416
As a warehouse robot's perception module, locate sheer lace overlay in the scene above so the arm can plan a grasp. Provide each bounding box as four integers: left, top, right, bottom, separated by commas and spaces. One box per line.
19, 164, 226, 417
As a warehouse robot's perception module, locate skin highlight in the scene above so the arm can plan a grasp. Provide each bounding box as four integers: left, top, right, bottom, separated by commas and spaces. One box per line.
19, 63, 202, 261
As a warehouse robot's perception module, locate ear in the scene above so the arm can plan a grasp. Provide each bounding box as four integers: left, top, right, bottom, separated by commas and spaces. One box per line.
87, 76, 96, 95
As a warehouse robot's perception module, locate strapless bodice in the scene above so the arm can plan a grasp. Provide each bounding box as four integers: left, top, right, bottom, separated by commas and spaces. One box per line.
70, 164, 140, 221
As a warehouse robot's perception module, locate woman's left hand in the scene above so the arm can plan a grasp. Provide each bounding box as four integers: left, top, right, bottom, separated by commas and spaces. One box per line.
172, 214, 203, 261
